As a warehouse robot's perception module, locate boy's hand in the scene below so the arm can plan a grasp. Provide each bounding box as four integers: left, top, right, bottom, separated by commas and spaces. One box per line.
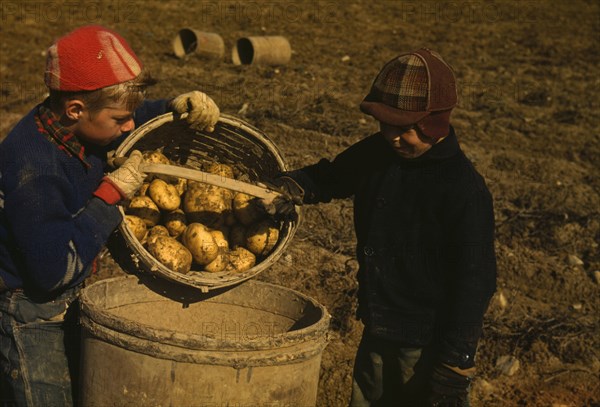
257, 195, 298, 222
104, 150, 146, 199
170, 91, 220, 132
256, 176, 304, 222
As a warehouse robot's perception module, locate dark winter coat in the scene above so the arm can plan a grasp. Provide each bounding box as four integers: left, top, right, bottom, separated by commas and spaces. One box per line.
285, 127, 497, 367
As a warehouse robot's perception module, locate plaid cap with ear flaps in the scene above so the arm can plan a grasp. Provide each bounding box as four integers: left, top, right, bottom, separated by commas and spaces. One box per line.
371, 54, 429, 111
360, 48, 458, 140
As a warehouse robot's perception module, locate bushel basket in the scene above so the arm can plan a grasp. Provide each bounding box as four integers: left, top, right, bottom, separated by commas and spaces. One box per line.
113, 112, 299, 292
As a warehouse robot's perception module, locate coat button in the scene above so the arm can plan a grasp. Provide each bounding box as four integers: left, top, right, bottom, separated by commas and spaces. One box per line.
376, 197, 386, 208
363, 246, 375, 256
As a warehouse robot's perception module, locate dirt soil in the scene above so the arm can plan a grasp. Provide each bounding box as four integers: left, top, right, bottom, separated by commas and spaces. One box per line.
1, 1, 599, 406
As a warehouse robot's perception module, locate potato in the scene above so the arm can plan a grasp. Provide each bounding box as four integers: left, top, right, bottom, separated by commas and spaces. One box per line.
147, 225, 170, 246
124, 215, 147, 242
142, 150, 180, 183
147, 235, 192, 274
137, 182, 150, 197
188, 182, 232, 206
233, 193, 264, 226
143, 150, 170, 165
228, 224, 246, 249
210, 229, 229, 251
124, 153, 284, 276
203, 164, 235, 201
186, 180, 204, 191
182, 223, 219, 265
183, 184, 230, 228
126, 196, 160, 227
245, 219, 279, 256
222, 189, 234, 202
205, 162, 234, 179
204, 251, 229, 273
148, 179, 181, 211
163, 209, 187, 237
173, 177, 187, 196
226, 247, 256, 272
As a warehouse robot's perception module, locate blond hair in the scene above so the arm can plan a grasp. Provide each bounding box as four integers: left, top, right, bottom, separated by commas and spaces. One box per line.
48, 71, 157, 115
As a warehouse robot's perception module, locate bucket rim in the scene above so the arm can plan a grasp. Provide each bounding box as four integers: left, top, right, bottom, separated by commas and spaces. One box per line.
79, 276, 331, 366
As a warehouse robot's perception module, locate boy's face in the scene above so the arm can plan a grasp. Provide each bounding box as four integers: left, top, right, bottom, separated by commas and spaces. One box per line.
73, 102, 136, 146
380, 122, 435, 159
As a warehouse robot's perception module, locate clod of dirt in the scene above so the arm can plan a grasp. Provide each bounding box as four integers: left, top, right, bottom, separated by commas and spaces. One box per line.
567, 254, 584, 266
571, 303, 583, 311
476, 379, 494, 396
593, 271, 600, 285
496, 355, 521, 376
497, 291, 508, 309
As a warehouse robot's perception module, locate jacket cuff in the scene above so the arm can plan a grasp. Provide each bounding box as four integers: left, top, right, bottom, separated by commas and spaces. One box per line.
93, 178, 124, 205
281, 169, 322, 204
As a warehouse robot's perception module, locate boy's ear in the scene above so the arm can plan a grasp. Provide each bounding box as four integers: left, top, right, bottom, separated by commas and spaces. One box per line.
64, 99, 85, 120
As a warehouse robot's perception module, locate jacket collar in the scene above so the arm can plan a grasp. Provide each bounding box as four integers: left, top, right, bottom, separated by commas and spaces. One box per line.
394, 125, 460, 166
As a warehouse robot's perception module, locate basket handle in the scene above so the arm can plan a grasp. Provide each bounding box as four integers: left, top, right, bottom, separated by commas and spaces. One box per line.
140, 163, 281, 202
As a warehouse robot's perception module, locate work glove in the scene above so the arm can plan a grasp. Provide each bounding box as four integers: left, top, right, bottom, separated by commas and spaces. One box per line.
170, 90, 220, 132
257, 176, 304, 222
104, 150, 146, 199
425, 363, 473, 407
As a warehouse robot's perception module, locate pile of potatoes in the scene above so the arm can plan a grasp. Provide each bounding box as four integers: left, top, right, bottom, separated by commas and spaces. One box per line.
123, 150, 281, 275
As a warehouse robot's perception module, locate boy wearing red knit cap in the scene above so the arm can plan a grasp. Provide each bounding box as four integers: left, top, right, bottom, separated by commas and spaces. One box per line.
265, 49, 497, 406
0, 25, 219, 406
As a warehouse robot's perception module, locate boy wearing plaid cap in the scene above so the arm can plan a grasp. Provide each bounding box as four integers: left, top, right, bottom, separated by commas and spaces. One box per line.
268, 49, 497, 406
0, 25, 219, 406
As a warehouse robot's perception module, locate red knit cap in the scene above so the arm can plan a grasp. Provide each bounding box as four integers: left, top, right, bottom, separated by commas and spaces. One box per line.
45, 25, 142, 91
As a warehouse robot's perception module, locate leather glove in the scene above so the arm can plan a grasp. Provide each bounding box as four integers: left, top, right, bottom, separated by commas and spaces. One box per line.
425, 364, 473, 407
257, 176, 304, 222
104, 150, 146, 199
170, 91, 220, 132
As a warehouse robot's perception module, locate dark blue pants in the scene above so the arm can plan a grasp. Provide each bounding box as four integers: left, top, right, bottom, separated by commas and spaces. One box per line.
0, 287, 80, 407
